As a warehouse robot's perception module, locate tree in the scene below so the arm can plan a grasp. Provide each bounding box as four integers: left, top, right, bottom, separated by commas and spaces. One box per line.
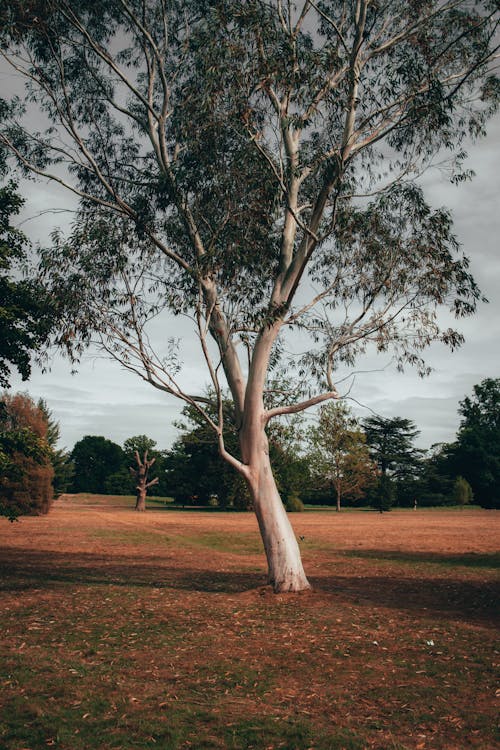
123, 435, 158, 464
448, 378, 500, 508
369, 473, 396, 513
307, 402, 376, 512
452, 475, 473, 508
70, 435, 125, 495
164, 399, 304, 509
124, 435, 161, 506
0, 180, 56, 387
129, 447, 159, 512
38, 399, 74, 496
363, 415, 422, 507
0, 392, 54, 520
164, 407, 249, 509
416, 443, 455, 507
1, 2, 498, 590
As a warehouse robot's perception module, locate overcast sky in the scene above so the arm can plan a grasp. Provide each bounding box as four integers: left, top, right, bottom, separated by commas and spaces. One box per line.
5, 89, 499, 453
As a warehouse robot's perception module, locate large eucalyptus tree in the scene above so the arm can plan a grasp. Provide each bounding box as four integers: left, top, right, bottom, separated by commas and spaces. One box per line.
0, 1, 498, 590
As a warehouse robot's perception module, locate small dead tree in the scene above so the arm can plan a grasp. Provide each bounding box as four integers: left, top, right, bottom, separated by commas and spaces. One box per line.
130, 450, 158, 512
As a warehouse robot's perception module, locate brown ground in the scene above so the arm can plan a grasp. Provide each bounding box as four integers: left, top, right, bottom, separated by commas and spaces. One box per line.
0, 497, 498, 750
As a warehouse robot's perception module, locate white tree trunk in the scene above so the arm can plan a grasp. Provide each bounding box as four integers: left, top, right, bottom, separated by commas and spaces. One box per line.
240, 421, 310, 593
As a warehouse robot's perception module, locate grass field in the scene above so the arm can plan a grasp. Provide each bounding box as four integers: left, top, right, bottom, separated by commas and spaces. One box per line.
0, 495, 498, 750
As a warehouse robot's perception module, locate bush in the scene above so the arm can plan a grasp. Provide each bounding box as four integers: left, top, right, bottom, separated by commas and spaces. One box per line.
452, 476, 473, 507
285, 493, 305, 512
0, 393, 54, 520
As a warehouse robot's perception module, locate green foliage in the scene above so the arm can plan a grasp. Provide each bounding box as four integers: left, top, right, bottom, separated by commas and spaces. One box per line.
452, 476, 473, 507
104, 467, 134, 496
164, 397, 304, 509
0, 392, 53, 520
0, 181, 56, 387
70, 435, 125, 495
0, 2, 495, 385
363, 416, 422, 479
123, 435, 158, 464
363, 415, 423, 507
368, 474, 396, 513
285, 492, 305, 513
306, 402, 376, 510
164, 403, 244, 508
448, 379, 500, 508
37, 399, 74, 496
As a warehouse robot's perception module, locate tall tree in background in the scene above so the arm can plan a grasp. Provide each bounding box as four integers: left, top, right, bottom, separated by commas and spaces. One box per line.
363, 415, 422, 508
449, 378, 500, 508
0, 392, 53, 520
307, 402, 375, 511
70, 435, 125, 495
1, 1, 498, 590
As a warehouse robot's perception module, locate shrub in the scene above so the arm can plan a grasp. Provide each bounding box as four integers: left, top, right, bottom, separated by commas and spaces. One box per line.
452, 476, 473, 507
285, 493, 305, 512
0, 393, 54, 520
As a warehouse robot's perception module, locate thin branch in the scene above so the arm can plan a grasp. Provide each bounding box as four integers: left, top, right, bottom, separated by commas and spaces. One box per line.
265, 389, 339, 422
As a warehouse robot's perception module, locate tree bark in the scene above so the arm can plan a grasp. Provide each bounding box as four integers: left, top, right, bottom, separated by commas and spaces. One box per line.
336, 485, 341, 513
135, 487, 146, 512
240, 421, 311, 593
131, 450, 158, 513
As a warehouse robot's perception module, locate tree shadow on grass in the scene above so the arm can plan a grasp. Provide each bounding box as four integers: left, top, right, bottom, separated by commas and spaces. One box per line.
310, 573, 499, 627
1, 546, 499, 626
337, 549, 500, 569
0, 547, 264, 594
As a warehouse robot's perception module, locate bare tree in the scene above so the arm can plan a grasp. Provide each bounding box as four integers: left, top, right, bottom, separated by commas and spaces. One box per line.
130, 450, 159, 512
0, 1, 498, 590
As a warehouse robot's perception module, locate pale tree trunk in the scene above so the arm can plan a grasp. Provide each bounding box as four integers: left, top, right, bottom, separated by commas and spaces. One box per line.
209, 292, 313, 592
240, 418, 311, 593
336, 485, 341, 513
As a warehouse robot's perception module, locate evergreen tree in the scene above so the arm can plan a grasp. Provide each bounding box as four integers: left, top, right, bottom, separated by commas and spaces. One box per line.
363, 416, 422, 507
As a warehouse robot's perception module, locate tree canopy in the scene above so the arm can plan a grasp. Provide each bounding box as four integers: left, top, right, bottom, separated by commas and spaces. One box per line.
0, 181, 56, 387
70, 435, 125, 495
448, 378, 500, 508
0, 0, 498, 590
307, 401, 375, 511
0, 392, 54, 520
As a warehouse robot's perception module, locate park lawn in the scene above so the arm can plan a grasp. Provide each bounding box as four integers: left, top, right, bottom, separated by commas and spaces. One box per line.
0, 497, 498, 750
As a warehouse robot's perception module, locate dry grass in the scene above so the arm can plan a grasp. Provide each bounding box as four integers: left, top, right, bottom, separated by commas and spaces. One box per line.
0, 496, 498, 749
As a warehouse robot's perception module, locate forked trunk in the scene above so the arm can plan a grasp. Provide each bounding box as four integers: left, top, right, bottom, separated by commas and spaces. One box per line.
241, 426, 311, 593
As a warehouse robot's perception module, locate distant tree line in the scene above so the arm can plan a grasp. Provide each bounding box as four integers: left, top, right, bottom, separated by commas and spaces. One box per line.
1, 378, 499, 519
66, 376, 500, 512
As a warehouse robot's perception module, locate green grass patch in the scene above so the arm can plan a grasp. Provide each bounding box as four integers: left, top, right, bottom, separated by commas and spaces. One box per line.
181, 531, 264, 555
